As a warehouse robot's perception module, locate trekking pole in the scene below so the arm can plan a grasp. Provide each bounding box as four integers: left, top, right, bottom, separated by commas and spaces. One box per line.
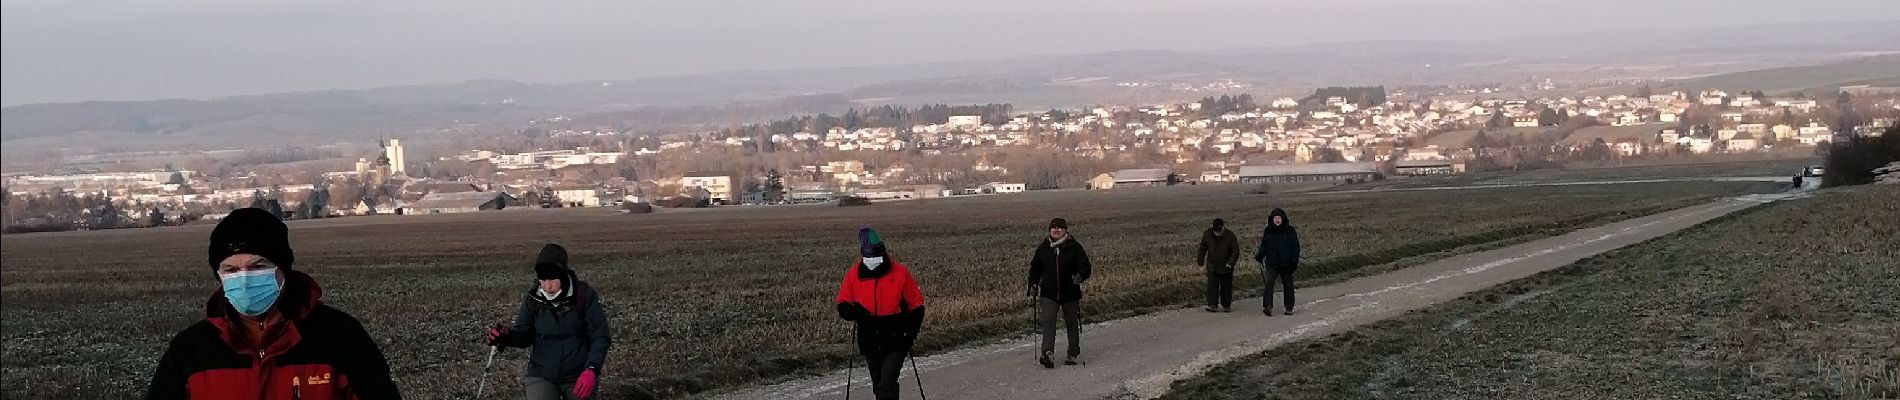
1026, 285, 1038, 365
844, 324, 856, 400
909, 352, 928, 400
474, 345, 498, 400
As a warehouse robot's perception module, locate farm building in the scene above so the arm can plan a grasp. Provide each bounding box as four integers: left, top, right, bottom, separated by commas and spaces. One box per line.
900, 184, 948, 199
1395, 160, 1465, 176
402, 191, 517, 215
406, 182, 483, 198
981, 182, 1026, 194
1089, 169, 1175, 190
853, 189, 912, 200
1238, 163, 1379, 183
787, 188, 839, 203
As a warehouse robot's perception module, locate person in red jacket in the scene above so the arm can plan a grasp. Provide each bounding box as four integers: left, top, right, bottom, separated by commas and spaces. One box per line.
144, 208, 400, 400
834, 227, 926, 400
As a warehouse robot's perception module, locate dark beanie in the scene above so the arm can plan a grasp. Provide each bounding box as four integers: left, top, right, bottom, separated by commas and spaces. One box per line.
1048, 218, 1069, 229
1212, 218, 1226, 229
858, 227, 887, 258
208, 208, 295, 272
534, 244, 570, 280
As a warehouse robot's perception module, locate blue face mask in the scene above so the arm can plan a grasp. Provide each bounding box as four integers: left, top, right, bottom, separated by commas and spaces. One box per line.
220, 268, 280, 316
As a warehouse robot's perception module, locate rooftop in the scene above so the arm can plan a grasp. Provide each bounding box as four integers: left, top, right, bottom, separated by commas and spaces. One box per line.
1239, 163, 1378, 177
407, 191, 513, 209
1110, 169, 1173, 182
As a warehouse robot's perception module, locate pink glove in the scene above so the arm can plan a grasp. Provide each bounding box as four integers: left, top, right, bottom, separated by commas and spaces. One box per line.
571, 369, 597, 399
485, 325, 507, 346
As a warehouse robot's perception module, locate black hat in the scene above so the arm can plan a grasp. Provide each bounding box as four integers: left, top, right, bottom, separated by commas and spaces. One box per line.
1212, 218, 1226, 229
1049, 218, 1069, 229
534, 243, 570, 280
208, 208, 295, 272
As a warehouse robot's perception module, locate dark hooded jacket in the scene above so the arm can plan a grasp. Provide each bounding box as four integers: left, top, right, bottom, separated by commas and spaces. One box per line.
498, 246, 611, 384
1255, 208, 1301, 271
144, 270, 401, 400
1028, 235, 1093, 303
1197, 227, 1241, 274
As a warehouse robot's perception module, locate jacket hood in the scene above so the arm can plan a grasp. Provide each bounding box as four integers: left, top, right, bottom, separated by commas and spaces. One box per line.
1267, 208, 1294, 232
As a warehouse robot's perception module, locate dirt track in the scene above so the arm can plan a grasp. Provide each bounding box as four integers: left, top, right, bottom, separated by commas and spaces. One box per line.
716, 189, 1810, 400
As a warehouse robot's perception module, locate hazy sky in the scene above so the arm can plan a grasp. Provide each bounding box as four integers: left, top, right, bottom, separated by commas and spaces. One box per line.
5, 0, 1898, 106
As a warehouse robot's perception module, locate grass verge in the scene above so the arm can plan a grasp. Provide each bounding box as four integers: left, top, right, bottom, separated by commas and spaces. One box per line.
1163, 184, 1899, 399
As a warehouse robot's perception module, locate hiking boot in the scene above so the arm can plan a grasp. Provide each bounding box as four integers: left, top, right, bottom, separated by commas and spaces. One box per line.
1222, 306, 1233, 313
1039, 351, 1055, 369
1203, 306, 1219, 312
1064, 354, 1080, 366
1284, 308, 1295, 315
1263, 308, 1274, 316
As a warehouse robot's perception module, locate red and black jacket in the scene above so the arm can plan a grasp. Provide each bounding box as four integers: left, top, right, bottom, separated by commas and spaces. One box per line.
144, 270, 400, 400
835, 259, 926, 355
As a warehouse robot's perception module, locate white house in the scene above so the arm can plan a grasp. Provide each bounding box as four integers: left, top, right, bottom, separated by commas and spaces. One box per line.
947, 115, 983, 130
682, 173, 734, 204
552, 188, 601, 207
980, 182, 1026, 194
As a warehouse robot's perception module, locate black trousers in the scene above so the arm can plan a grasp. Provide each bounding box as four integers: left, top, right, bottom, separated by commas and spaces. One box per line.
862, 351, 907, 400
1038, 298, 1082, 357
1263, 267, 1295, 311
1205, 273, 1234, 308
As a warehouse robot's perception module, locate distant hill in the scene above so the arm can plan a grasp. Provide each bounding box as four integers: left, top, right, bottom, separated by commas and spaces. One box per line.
4, 21, 1897, 157
1659, 54, 1900, 95
1785, 75, 1900, 97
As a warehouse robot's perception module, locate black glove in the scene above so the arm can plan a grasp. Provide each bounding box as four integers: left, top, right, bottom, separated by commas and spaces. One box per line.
836, 302, 870, 321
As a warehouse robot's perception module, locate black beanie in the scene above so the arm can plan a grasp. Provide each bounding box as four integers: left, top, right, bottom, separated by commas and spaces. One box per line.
1212, 218, 1226, 230
208, 208, 295, 272
534, 243, 570, 280
1049, 218, 1069, 229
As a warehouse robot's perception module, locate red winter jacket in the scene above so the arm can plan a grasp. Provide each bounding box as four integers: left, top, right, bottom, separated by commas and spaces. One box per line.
144, 270, 400, 400
835, 260, 926, 355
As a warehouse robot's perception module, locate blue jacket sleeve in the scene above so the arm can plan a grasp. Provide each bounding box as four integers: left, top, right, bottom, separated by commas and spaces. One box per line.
584, 291, 613, 373
503, 295, 537, 348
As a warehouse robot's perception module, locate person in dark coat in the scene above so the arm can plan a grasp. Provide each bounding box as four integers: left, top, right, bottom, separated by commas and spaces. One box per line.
1027, 218, 1092, 368
1254, 208, 1301, 316
1196, 218, 1241, 312
487, 244, 612, 400
144, 208, 401, 400
834, 227, 927, 400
